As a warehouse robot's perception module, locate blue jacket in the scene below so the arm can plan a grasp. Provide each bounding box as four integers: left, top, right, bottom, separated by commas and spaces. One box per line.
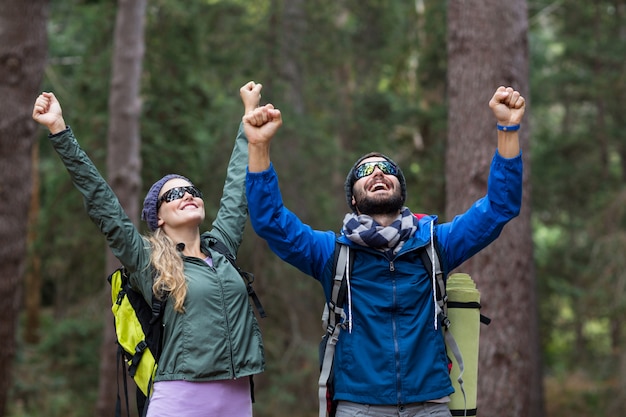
246, 150, 522, 405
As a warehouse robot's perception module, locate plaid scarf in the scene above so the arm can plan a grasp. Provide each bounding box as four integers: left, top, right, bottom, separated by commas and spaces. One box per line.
342, 207, 419, 255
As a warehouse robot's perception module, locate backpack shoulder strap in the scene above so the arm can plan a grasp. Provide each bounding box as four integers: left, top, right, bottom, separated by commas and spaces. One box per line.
319, 240, 354, 417
148, 265, 167, 329
209, 239, 236, 266
327, 242, 350, 328
418, 234, 449, 328
209, 239, 266, 318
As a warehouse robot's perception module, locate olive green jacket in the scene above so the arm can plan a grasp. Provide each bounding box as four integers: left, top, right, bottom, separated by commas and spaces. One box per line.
49, 124, 264, 382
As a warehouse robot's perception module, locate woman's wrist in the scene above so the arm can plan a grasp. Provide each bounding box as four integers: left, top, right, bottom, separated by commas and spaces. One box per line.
48, 119, 67, 135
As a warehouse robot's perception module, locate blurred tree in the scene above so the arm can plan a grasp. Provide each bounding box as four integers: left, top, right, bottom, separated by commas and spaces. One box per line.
446, 1, 540, 417
0, 1, 49, 416
95, 1, 148, 416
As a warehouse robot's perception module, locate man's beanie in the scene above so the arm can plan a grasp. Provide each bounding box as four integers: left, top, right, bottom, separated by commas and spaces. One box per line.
141, 174, 192, 231
344, 152, 406, 213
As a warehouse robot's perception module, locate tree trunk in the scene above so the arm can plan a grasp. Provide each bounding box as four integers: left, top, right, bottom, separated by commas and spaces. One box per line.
0, 1, 49, 415
446, 1, 542, 417
24, 144, 42, 344
95, 1, 146, 416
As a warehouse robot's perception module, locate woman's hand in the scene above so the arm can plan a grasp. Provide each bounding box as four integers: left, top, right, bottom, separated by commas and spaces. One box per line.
240, 81, 263, 115
32, 92, 66, 134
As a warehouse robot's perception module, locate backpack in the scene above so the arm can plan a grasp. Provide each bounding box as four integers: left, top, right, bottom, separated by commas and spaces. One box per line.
318, 224, 485, 417
108, 239, 265, 417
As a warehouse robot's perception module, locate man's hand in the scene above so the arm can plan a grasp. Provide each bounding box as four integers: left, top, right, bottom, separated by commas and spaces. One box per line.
240, 81, 262, 114
489, 86, 526, 125
243, 103, 282, 146
32, 92, 66, 134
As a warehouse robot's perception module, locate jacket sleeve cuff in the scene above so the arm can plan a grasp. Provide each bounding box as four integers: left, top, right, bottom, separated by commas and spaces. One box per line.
48, 125, 71, 138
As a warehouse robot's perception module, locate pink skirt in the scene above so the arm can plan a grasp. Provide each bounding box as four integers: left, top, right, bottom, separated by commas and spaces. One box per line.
146, 378, 252, 417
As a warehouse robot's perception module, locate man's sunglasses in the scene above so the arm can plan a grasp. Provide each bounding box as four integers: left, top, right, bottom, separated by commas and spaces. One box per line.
354, 161, 398, 180
158, 185, 203, 208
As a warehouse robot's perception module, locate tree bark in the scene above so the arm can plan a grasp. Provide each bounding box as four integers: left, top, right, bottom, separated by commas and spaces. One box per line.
0, 1, 49, 415
446, 1, 542, 417
24, 144, 42, 344
95, 1, 146, 416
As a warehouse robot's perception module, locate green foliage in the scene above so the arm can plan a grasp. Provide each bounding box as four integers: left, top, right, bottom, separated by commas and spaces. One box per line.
139, 0, 276, 224
9, 306, 102, 417
530, 0, 626, 409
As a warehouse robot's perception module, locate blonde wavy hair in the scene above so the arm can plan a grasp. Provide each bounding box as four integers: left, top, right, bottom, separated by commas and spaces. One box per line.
147, 228, 187, 313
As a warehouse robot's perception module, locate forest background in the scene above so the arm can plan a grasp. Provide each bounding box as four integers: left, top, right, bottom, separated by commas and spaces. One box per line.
0, 0, 624, 417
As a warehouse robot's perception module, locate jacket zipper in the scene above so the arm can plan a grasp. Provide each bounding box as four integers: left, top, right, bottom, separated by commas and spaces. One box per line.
391, 270, 402, 405
211, 260, 237, 377
186, 255, 237, 377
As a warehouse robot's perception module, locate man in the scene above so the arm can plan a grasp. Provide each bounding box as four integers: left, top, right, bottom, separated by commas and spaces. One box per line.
243, 86, 525, 417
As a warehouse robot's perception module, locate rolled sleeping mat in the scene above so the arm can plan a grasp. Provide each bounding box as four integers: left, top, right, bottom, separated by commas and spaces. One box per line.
446, 273, 481, 417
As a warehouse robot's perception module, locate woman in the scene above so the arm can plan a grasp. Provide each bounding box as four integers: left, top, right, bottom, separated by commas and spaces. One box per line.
32, 82, 266, 417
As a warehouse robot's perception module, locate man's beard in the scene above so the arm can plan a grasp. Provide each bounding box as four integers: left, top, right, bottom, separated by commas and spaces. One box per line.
354, 193, 404, 215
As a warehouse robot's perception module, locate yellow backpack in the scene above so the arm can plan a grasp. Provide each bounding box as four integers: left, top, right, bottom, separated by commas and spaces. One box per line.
109, 267, 163, 417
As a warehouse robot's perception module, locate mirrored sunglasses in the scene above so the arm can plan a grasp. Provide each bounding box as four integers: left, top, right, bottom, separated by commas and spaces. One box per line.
354, 161, 398, 180
158, 185, 203, 208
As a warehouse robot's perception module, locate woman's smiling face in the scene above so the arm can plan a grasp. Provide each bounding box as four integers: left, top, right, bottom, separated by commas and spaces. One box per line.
156, 178, 205, 229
